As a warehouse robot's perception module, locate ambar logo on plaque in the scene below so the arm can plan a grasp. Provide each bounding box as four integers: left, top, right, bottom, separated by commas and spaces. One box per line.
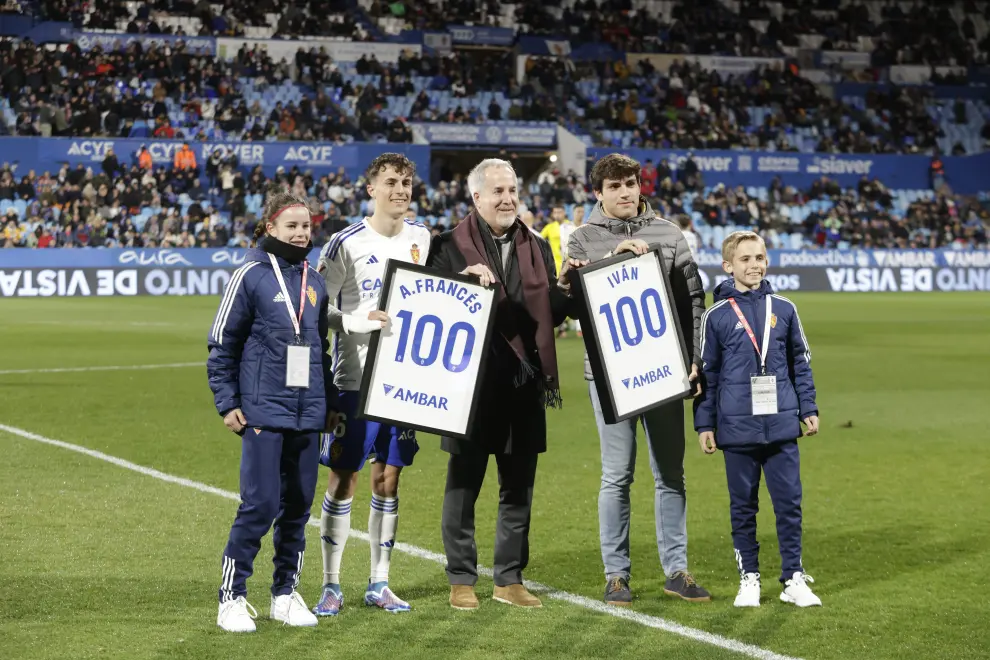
570, 249, 692, 423
358, 261, 498, 439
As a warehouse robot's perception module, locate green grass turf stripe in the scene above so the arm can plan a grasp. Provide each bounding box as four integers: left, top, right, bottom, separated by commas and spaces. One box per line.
0, 421, 803, 660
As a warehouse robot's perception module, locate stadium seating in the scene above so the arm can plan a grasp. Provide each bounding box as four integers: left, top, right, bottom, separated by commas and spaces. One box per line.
1, 0, 988, 251
78, 0, 366, 39
28, 0, 990, 66
3, 4, 989, 153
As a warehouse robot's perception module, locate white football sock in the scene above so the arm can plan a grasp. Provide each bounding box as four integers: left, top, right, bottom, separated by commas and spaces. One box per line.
369, 495, 398, 584
320, 494, 352, 585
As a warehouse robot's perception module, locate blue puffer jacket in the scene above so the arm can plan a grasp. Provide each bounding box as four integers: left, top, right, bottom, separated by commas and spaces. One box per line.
207, 247, 337, 432
694, 279, 818, 449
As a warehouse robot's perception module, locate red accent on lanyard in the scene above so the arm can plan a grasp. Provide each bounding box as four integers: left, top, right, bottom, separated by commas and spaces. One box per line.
295, 261, 309, 332
727, 298, 762, 360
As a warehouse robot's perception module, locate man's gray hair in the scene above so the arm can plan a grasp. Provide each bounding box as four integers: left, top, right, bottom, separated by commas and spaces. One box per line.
467, 158, 516, 198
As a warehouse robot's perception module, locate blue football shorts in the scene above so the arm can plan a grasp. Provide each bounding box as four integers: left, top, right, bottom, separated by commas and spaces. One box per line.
319, 391, 419, 472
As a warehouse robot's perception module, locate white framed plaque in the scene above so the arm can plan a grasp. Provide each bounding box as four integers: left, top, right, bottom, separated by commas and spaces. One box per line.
570, 247, 692, 424
357, 260, 497, 439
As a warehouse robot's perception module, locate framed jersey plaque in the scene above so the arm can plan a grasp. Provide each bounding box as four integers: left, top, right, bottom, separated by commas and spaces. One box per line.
569, 247, 692, 424
357, 260, 498, 439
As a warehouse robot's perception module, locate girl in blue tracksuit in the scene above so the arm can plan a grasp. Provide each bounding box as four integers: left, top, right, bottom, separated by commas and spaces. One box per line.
207, 192, 337, 632
694, 231, 822, 609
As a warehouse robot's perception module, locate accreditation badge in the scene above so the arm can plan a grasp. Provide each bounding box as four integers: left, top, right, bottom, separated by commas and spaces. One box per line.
750, 374, 777, 416
286, 336, 311, 388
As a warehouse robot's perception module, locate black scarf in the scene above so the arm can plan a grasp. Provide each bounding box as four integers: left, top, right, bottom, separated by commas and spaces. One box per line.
259, 235, 312, 264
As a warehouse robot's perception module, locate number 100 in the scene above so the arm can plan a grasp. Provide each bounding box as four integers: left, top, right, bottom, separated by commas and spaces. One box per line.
393, 309, 476, 373
598, 288, 667, 352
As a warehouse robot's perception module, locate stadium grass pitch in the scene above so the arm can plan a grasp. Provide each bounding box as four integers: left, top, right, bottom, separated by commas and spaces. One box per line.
1, 293, 988, 660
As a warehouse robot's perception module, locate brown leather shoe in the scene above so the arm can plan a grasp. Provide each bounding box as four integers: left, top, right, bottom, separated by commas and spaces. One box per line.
449, 585, 479, 610
492, 584, 542, 608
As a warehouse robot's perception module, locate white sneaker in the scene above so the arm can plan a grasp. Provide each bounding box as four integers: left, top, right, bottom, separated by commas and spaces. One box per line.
217, 596, 258, 633
734, 572, 761, 607
270, 591, 319, 627
780, 572, 822, 607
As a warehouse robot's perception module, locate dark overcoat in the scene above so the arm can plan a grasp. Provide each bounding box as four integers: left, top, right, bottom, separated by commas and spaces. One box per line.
427, 225, 575, 455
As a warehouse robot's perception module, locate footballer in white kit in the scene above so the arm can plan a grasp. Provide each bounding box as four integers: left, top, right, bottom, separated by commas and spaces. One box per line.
313, 154, 431, 617
320, 217, 431, 394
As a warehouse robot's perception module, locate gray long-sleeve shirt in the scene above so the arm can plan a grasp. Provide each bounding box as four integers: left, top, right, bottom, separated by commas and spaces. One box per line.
566, 197, 707, 380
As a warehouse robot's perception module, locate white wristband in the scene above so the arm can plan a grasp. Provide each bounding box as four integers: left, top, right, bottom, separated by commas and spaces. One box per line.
341, 314, 384, 335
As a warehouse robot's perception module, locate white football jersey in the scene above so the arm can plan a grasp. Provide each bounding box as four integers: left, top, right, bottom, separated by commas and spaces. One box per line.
319, 218, 432, 391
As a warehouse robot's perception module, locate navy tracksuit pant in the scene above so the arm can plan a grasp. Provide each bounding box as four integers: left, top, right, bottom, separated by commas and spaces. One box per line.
219, 428, 320, 603
723, 440, 804, 584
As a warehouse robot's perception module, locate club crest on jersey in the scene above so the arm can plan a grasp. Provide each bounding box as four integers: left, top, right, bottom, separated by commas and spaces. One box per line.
770, 313, 777, 328
307, 285, 317, 307
254, 428, 261, 435
410, 243, 420, 264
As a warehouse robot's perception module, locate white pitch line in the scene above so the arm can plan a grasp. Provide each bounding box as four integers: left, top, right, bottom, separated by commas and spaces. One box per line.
0, 362, 202, 375
0, 422, 802, 660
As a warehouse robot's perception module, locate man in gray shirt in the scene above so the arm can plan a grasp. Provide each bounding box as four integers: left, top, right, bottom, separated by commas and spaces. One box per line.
567, 153, 710, 607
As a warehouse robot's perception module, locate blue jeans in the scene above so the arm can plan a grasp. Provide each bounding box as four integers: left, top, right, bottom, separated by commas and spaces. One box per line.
590, 382, 688, 581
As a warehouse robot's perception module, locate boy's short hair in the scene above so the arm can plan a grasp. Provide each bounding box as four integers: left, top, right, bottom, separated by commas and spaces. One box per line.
365, 153, 415, 182
721, 230, 766, 262
590, 153, 640, 192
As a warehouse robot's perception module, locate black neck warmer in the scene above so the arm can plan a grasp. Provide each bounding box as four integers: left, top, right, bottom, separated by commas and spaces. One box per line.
259, 235, 311, 264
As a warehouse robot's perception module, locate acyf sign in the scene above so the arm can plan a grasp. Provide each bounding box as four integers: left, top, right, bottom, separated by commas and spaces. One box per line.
570, 249, 693, 423
358, 262, 497, 439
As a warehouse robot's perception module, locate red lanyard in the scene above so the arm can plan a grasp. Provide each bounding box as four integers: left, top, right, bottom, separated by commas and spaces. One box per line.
727, 296, 772, 373
268, 254, 308, 337
295, 264, 308, 330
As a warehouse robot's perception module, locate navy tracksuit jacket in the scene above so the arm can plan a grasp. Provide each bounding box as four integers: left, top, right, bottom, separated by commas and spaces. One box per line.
207, 246, 336, 602
694, 280, 818, 581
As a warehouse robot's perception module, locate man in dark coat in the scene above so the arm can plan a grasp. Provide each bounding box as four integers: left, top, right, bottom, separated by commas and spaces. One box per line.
427, 158, 581, 611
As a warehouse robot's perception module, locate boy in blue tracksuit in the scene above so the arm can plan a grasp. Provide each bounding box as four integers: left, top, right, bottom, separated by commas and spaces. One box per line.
694, 231, 822, 608
207, 193, 338, 632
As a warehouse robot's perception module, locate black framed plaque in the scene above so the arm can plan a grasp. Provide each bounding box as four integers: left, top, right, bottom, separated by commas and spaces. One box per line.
569, 247, 692, 424
357, 260, 498, 439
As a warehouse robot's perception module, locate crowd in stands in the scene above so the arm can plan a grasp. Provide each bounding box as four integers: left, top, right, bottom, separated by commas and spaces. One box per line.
2, 4, 987, 154
369, 0, 989, 66
1, 149, 986, 250
346, 49, 517, 129
528, 56, 948, 154
4, 39, 967, 155
666, 174, 988, 251
518, 0, 778, 58
19, 0, 990, 69
0, 38, 391, 143
1, 0, 23, 16
37, 0, 367, 40
744, 1, 988, 67
1, 0, 988, 250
